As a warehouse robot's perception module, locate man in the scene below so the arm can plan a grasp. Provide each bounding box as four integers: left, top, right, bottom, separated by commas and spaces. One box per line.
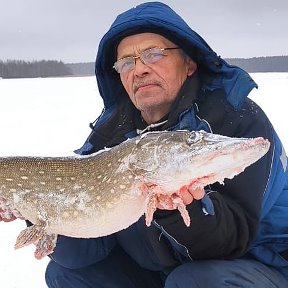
45, 2, 288, 287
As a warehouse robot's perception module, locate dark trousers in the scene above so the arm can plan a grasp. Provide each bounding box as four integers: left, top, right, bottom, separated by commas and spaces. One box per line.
165, 258, 288, 288
46, 247, 288, 288
45, 246, 164, 288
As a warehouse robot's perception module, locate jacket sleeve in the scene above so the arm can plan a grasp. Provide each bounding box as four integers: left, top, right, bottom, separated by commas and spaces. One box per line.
49, 235, 116, 269
154, 99, 274, 260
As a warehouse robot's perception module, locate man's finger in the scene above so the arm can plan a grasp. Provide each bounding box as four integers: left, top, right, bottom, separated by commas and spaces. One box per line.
188, 186, 205, 200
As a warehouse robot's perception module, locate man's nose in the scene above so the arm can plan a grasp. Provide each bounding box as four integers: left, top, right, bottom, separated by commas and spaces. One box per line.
134, 57, 150, 75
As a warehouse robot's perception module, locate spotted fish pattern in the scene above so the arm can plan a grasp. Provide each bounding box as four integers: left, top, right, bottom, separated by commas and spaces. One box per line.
0, 130, 270, 259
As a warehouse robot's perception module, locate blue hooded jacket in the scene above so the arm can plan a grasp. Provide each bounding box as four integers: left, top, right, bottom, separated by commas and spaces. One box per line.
95, 2, 257, 113
54, 2, 288, 277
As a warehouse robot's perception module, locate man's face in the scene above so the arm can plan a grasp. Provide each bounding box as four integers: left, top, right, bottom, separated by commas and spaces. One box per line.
116, 33, 197, 124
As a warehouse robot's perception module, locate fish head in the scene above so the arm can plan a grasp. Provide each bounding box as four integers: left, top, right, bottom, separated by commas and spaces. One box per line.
128, 130, 270, 193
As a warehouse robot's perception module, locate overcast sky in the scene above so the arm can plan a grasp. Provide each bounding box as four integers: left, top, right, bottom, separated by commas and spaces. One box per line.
0, 0, 287, 63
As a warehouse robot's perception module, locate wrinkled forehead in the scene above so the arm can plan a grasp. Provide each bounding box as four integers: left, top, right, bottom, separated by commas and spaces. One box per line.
116, 32, 176, 57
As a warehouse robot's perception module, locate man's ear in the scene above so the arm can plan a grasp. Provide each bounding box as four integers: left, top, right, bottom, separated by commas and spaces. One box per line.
187, 59, 197, 76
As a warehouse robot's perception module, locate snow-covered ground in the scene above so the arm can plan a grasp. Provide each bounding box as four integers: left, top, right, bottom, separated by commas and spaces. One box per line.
0, 73, 287, 287
0, 76, 102, 288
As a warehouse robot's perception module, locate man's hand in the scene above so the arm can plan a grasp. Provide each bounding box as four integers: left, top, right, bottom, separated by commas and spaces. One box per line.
156, 186, 205, 210
0, 208, 17, 222
143, 182, 205, 226
179, 185, 205, 205
148, 186, 205, 227
0, 198, 20, 222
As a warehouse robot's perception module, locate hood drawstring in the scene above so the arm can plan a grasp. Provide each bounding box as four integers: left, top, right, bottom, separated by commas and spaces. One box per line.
136, 120, 168, 135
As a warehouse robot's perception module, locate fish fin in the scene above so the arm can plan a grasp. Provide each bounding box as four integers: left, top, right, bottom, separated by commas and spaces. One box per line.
145, 193, 158, 226
175, 201, 190, 227
14, 223, 45, 250
34, 233, 58, 260
140, 182, 161, 226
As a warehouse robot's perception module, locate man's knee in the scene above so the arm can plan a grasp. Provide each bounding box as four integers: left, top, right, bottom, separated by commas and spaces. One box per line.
165, 259, 288, 288
45, 261, 61, 288
164, 262, 203, 288
45, 260, 92, 288
45, 260, 75, 288
45, 254, 163, 288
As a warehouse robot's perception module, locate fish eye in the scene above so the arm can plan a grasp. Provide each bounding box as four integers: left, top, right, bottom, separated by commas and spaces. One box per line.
187, 131, 202, 145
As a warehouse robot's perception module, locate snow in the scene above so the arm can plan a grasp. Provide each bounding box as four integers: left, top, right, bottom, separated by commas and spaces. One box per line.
0, 73, 287, 287
249, 73, 288, 149
0, 76, 102, 287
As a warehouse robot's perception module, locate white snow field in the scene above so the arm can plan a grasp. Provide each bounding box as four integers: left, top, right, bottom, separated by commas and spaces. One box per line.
0, 73, 287, 287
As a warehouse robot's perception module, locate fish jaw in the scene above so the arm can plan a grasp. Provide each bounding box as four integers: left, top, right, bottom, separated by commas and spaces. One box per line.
132, 131, 270, 193
182, 134, 271, 188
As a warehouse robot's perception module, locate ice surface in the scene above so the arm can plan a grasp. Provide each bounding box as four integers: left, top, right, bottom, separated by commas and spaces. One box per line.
0, 73, 287, 287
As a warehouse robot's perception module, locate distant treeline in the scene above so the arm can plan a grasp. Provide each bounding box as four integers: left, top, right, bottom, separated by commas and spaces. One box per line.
225, 56, 288, 73
0, 60, 72, 79
67, 62, 95, 76
0, 56, 287, 79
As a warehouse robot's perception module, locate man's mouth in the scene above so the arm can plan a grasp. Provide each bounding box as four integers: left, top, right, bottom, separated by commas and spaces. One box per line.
134, 82, 160, 94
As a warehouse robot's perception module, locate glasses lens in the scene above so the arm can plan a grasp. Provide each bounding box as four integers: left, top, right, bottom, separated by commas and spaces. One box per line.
113, 47, 166, 73
141, 48, 164, 64
114, 57, 135, 73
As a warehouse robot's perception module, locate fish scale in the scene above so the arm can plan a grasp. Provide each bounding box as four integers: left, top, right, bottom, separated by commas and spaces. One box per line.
0, 130, 270, 259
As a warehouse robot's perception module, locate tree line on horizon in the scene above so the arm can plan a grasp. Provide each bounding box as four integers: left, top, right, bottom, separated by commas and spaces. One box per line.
0, 60, 72, 79
0, 56, 288, 79
225, 56, 288, 73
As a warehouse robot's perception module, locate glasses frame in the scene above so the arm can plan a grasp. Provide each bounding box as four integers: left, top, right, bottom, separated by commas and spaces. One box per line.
113, 47, 180, 73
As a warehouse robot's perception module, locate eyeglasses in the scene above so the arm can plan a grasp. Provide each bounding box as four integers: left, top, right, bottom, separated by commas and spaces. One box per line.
113, 47, 180, 73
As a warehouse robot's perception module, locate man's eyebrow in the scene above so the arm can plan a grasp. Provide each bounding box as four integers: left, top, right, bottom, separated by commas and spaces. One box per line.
117, 46, 158, 59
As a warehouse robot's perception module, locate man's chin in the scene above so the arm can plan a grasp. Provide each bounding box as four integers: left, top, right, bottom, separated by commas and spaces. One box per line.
137, 101, 170, 115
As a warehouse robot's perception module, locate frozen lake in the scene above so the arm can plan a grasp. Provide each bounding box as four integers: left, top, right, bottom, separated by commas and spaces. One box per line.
0, 73, 287, 287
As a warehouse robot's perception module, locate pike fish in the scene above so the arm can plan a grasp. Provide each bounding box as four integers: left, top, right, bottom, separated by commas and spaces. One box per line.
0, 130, 270, 259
